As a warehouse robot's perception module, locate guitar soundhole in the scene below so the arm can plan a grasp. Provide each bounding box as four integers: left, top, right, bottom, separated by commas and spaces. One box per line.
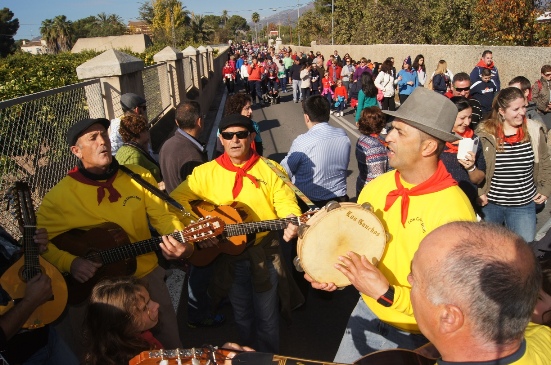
22, 267, 41, 282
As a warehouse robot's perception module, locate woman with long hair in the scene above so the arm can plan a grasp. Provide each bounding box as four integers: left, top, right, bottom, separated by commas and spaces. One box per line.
431, 60, 453, 95
84, 277, 161, 365
532, 259, 551, 327
477, 87, 551, 242
374, 60, 396, 111
354, 106, 389, 196
412, 54, 426, 87
440, 97, 486, 212
355, 72, 378, 122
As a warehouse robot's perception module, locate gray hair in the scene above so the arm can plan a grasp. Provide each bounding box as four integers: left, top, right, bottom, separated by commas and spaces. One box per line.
426, 222, 541, 345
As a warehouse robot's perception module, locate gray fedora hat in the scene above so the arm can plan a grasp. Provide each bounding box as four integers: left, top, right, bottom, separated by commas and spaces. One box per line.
383, 87, 459, 142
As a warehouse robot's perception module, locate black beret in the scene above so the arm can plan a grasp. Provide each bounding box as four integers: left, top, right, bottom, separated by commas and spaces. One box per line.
218, 114, 254, 133
66, 118, 110, 146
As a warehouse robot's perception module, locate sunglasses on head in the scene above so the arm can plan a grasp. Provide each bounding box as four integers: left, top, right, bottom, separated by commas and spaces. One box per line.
454, 87, 470, 92
221, 130, 250, 140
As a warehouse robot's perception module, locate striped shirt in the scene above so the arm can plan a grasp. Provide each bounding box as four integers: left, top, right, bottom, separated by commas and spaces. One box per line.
281, 122, 351, 201
488, 141, 536, 206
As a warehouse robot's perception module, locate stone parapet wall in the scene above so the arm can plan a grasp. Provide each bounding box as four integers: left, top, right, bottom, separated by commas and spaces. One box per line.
287, 44, 551, 85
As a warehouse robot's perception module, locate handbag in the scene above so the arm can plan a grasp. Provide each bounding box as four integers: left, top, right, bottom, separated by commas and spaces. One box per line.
377, 87, 384, 101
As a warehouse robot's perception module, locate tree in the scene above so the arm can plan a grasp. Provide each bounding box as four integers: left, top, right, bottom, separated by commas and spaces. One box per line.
0, 8, 19, 58
190, 13, 214, 43
151, 0, 190, 46
93, 13, 127, 37
41, 15, 73, 54
139, 1, 155, 24
221, 10, 228, 26
251, 12, 260, 43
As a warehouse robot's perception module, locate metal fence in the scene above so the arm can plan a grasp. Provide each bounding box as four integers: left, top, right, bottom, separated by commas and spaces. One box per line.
142, 63, 171, 124
0, 79, 104, 239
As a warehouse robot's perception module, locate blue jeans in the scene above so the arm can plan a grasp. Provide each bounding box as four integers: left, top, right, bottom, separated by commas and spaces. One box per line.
187, 263, 215, 323
292, 79, 302, 102
23, 327, 79, 365
228, 259, 280, 353
481, 201, 536, 242
334, 298, 428, 363
249, 80, 262, 104
279, 76, 287, 92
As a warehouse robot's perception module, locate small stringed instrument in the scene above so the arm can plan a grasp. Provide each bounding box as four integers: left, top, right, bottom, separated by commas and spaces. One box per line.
189, 201, 318, 266
0, 181, 68, 328
129, 346, 437, 365
52, 217, 223, 304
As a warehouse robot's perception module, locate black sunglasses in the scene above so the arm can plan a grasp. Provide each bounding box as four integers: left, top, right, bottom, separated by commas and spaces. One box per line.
221, 130, 250, 140
454, 87, 470, 92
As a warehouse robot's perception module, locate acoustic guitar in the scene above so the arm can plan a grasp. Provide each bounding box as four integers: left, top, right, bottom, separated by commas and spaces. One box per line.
189, 201, 318, 266
129, 346, 436, 365
52, 217, 223, 305
0, 181, 68, 329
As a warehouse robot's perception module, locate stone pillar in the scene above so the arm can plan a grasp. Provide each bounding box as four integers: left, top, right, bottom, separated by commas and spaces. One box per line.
182, 46, 201, 99
206, 46, 214, 76
275, 37, 282, 49
76, 49, 145, 120
197, 46, 208, 87
153, 46, 184, 107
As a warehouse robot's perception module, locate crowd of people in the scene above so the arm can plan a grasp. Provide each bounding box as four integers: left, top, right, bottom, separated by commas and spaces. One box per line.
2, 41, 551, 365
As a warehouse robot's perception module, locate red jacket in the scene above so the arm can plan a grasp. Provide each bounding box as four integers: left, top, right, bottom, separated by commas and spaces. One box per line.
328, 65, 342, 82
334, 85, 348, 100
222, 65, 235, 79
247, 63, 264, 81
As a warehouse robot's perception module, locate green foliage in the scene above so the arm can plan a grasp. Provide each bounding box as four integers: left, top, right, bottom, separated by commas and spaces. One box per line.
0, 51, 100, 100
0, 8, 19, 58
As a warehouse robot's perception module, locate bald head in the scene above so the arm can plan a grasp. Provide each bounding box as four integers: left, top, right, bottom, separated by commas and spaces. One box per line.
414, 222, 541, 345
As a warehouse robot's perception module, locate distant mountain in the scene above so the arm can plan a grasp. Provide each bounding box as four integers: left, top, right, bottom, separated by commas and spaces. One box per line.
248, 3, 315, 27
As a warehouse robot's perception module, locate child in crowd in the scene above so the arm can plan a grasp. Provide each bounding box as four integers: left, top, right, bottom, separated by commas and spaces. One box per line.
321, 71, 334, 107
470, 68, 497, 117
332, 79, 348, 116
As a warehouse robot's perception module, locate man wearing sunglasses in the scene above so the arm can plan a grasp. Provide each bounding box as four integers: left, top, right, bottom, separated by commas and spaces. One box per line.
449, 72, 483, 130
170, 114, 303, 354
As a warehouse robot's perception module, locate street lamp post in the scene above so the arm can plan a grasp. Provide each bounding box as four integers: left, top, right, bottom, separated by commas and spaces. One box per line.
297, 0, 301, 46
331, 0, 334, 46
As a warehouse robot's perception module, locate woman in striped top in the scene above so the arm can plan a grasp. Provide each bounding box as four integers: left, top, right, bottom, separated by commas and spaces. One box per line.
477, 87, 551, 242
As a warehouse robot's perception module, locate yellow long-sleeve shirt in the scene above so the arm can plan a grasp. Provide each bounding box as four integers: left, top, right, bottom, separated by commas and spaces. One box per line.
37, 164, 184, 278
358, 170, 476, 333
170, 158, 301, 245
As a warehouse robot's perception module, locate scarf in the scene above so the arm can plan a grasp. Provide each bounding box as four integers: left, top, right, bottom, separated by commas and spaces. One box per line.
476, 59, 495, 70
444, 127, 474, 154
215, 151, 261, 199
139, 330, 164, 350
385, 161, 457, 226
498, 120, 526, 144
370, 133, 388, 147
68, 160, 122, 205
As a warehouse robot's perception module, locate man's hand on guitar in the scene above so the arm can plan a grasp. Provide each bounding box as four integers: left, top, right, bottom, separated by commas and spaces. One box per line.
335, 251, 389, 300
33, 228, 49, 253
221, 342, 255, 365
23, 273, 53, 306
283, 214, 298, 242
70, 257, 102, 283
304, 273, 338, 292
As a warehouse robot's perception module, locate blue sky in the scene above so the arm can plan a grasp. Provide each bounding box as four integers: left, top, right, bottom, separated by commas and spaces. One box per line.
4, 0, 307, 40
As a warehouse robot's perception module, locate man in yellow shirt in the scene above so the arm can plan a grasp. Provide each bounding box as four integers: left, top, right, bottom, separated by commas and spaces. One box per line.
171, 114, 302, 353
307, 87, 476, 363
37, 118, 191, 358
410, 221, 551, 364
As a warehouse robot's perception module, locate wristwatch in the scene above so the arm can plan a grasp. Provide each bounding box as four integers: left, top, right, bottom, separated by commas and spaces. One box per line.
377, 285, 395, 307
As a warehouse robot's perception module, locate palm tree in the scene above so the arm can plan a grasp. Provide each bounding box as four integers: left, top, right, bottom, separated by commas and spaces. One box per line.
251, 12, 259, 43
190, 13, 214, 43
221, 10, 228, 26
53, 15, 72, 52
40, 18, 57, 53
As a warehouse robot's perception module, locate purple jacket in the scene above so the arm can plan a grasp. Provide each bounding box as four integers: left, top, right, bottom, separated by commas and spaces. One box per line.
353, 66, 372, 82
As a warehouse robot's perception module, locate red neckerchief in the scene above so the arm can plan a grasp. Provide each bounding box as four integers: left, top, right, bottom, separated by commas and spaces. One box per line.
215, 151, 261, 199
476, 59, 495, 69
139, 330, 164, 350
498, 119, 526, 144
444, 127, 474, 153
68, 167, 121, 205
384, 161, 458, 226
370, 133, 388, 147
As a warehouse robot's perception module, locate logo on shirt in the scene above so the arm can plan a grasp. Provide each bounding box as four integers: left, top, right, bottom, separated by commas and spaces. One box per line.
123, 195, 141, 206
407, 216, 426, 234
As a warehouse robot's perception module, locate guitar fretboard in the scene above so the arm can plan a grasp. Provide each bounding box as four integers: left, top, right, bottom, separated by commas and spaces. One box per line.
22, 225, 40, 280
224, 217, 300, 237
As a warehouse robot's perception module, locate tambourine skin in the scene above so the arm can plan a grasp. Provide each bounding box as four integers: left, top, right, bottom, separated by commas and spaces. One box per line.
297, 202, 387, 287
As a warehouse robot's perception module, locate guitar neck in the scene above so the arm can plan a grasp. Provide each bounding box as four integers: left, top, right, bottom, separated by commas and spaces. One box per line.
23, 225, 41, 280
92, 231, 185, 265
224, 216, 300, 237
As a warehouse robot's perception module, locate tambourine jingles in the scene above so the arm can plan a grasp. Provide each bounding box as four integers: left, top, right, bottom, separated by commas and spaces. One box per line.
294, 201, 387, 287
